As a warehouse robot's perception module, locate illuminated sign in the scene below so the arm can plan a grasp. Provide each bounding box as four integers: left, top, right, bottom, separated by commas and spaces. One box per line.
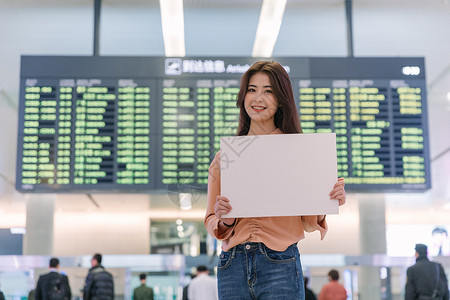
16, 56, 431, 192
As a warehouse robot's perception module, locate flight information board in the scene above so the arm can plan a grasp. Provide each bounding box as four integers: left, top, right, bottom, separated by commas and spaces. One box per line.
16, 56, 431, 192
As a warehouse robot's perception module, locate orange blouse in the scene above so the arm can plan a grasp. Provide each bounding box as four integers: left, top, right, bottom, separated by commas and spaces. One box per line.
204, 129, 328, 252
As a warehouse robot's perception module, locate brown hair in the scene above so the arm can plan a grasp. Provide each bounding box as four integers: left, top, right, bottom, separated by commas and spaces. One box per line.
328, 269, 339, 281
236, 60, 302, 136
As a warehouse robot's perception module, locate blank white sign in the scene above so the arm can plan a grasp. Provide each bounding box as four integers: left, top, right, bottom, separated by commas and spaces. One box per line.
220, 133, 338, 218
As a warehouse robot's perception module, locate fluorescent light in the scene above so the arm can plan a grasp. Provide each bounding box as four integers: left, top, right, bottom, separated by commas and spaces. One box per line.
10, 227, 26, 234
179, 193, 192, 210
160, 0, 186, 57
252, 0, 287, 57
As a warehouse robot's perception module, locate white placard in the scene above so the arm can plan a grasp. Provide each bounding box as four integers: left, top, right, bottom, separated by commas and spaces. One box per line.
220, 133, 338, 218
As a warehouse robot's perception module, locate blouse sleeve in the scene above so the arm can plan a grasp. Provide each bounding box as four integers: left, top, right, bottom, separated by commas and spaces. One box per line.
204, 151, 235, 240
301, 215, 328, 240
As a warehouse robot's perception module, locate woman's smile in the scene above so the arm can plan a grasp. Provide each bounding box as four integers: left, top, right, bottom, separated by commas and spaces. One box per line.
251, 105, 266, 112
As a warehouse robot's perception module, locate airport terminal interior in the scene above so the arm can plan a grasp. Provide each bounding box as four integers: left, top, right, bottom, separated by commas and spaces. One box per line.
0, 0, 449, 299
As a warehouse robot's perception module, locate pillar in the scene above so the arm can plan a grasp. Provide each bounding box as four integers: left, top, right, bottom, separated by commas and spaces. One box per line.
358, 194, 387, 300
23, 194, 55, 255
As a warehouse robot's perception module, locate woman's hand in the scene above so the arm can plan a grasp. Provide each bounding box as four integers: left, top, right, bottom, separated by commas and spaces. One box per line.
214, 195, 235, 226
329, 178, 346, 206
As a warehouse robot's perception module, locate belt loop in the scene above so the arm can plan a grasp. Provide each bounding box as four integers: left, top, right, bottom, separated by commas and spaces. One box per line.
231, 245, 237, 259
291, 243, 298, 257
258, 242, 265, 254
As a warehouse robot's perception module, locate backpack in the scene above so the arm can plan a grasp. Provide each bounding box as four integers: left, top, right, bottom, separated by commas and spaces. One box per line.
48, 274, 69, 300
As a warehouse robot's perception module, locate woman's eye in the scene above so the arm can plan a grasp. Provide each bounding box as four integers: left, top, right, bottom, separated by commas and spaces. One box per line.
247, 88, 255, 92
265, 90, 272, 94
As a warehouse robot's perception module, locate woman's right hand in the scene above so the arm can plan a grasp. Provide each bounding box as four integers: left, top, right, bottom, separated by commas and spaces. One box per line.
214, 195, 235, 225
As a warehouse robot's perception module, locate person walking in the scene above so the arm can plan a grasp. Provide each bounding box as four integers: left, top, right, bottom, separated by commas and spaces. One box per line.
304, 277, 317, 300
318, 270, 347, 300
28, 289, 35, 300
187, 266, 218, 300
204, 60, 347, 299
35, 257, 71, 300
182, 274, 196, 300
405, 243, 449, 300
0, 282, 6, 300
83, 253, 114, 300
133, 273, 154, 300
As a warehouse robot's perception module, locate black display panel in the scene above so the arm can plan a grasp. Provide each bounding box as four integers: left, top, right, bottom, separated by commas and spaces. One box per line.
16, 56, 431, 192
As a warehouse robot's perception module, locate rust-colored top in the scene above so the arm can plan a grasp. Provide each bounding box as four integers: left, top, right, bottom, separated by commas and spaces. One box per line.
319, 281, 347, 300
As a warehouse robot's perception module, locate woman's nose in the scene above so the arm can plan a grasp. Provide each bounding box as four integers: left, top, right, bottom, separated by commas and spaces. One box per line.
254, 92, 263, 102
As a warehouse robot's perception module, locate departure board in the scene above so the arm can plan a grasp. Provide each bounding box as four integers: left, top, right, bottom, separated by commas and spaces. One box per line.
157, 79, 239, 187
16, 56, 431, 192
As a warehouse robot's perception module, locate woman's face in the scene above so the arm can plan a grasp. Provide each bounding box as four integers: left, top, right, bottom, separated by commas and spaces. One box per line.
244, 72, 279, 125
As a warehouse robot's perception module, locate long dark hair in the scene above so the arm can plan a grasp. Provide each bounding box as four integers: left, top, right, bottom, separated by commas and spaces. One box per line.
236, 60, 302, 136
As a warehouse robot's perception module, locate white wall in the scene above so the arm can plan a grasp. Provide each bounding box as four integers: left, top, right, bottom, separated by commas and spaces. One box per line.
52, 208, 206, 255
53, 212, 150, 255
299, 195, 361, 255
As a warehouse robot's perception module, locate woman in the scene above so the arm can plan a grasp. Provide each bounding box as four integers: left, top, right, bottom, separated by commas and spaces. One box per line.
204, 60, 346, 299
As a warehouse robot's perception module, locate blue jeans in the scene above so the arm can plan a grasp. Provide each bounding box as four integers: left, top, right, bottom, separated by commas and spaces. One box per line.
217, 242, 305, 300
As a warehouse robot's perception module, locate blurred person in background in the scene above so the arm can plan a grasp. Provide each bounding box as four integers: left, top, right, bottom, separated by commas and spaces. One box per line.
0, 282, 5, 300
28, 289, 35, 300
405, 243, 449, 300
35, 257, 71, 300
188, 265, 217, 300
182, 273, 196, 300
83, 253, 114, 300
318, 269, 347, 300
304, 277, 317, 300
133, 273, 154, 300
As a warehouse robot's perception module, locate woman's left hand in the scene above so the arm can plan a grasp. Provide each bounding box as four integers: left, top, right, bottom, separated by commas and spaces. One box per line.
329, 178, 346, 206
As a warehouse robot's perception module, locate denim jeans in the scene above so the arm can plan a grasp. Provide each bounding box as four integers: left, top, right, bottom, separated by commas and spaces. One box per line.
217, 242, 305, 300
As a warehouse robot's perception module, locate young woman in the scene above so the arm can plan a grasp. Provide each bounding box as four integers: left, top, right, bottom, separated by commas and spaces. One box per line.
204, 60, 346, 300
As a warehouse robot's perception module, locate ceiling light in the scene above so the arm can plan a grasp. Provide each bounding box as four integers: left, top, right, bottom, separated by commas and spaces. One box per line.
160, 0, 185, 57
252, 0, 287, 57
10, 227, 26, 234
179, 193, 192, 210
446, 92, 450, 101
